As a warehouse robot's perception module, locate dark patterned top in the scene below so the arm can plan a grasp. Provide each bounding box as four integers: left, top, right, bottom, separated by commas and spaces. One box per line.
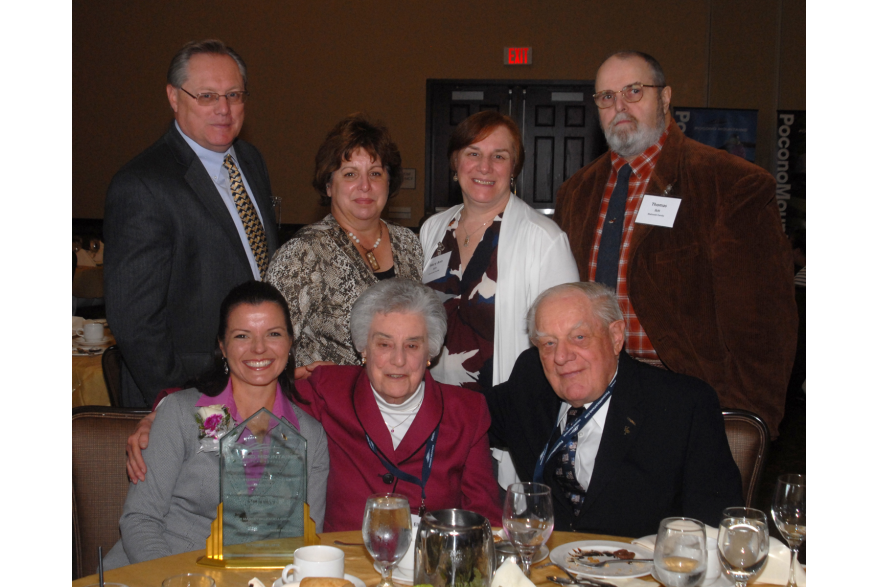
266, 215, 423, 367
425, 212, 502, 391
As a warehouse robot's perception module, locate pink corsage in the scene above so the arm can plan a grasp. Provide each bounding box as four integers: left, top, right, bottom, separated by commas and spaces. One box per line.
195, 405, 234, 453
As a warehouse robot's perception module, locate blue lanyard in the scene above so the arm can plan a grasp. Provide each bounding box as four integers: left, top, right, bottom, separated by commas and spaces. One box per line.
365, 425, 440, 516
533, 376, 616, 483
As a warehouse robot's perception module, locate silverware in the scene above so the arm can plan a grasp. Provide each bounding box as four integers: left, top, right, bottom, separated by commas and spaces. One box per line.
98, 545, 104, 587
577, 558, 652, 568
547, 575, 615, 587
333, 540, 364, 546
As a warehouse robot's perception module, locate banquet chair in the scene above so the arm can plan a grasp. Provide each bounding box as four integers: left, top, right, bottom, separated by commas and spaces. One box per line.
72, 406, 150, 580
722, 409, 770, 508
101, 345, 123, 407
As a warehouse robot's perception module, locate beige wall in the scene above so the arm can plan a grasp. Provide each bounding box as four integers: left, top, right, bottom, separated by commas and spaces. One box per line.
73, 0, 805, 225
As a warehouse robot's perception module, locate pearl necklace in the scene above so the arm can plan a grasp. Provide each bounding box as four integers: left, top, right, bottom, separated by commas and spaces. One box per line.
348, 221, 384, 271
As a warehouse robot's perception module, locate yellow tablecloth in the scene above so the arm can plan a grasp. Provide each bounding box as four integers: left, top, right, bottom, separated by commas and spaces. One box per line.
72, 332, 115, 407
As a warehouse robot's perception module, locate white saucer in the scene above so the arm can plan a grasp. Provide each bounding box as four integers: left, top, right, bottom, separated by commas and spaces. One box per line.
373, 563, 414, 585
75, 335, 111, 345
272, 574, 366, 587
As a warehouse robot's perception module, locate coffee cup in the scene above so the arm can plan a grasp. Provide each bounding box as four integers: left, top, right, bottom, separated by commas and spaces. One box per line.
281, 545, 345, 584
705, 536, 720, 581
82, 322, 105, 342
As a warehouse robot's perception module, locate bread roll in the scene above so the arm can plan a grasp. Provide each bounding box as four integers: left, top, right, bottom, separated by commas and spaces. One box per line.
300, 577, 354, 587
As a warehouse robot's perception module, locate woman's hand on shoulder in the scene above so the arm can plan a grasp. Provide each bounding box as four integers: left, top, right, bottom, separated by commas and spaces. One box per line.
293, 361, 336, 380
126, 411, 157, 483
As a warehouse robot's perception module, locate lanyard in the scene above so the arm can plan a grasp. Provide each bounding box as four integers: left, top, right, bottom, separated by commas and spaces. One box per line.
533, 376, 616, 483
365, 425, 439, 516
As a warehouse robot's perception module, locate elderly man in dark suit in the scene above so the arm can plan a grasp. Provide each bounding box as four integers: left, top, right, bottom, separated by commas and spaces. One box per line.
105, 40, 278, 408
554, 51, 796, 439
485, 282, 743, 538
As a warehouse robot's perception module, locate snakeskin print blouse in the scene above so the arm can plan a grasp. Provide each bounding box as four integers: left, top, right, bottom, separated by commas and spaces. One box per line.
266, 214, 423, 367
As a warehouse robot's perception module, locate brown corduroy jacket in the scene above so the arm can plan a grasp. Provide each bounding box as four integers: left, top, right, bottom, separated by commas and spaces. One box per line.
555, 120, 797, 438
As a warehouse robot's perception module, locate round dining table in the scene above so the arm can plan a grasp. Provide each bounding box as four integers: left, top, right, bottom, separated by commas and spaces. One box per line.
72, 530, 650, 587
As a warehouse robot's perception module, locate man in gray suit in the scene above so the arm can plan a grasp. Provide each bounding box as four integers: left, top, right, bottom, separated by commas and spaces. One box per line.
105, 40, 279, 408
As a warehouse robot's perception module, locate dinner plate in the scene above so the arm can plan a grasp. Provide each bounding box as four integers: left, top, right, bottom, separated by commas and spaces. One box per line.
548, 539, 654, 579
373, 563, 414, 585
492, 529, 549, 562
74, 335, 111, 345
272, 573, 366, 587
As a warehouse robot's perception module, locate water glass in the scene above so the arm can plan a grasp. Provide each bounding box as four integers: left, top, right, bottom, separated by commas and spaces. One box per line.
718, 507, 769, 587
653, 517, 707, 587
363, 493, 413, 587
772, 474, 805, 587
502, 482, 554, 577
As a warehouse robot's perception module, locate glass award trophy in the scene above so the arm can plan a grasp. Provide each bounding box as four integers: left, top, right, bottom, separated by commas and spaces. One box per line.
198, 408, 319, 568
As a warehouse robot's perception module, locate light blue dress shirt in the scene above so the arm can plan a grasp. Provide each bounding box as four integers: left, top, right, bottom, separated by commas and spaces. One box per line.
175, 121, 266, 280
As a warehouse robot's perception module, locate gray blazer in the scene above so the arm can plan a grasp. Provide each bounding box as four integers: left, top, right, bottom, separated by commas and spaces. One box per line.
104, 389, 329, 570
104, 124, 279, 408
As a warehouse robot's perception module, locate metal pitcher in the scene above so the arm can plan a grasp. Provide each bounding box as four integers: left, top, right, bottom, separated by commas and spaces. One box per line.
414, 509, 495, 587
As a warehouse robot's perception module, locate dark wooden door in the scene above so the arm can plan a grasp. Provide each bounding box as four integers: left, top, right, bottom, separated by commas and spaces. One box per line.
425, 80, 607, 214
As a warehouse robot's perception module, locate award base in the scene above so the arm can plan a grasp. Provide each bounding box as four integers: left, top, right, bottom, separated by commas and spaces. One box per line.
197, 502, 321, 569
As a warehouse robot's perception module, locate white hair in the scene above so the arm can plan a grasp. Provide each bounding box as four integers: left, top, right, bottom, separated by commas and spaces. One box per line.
526, 282, 623, 341
350, 279, 447, 358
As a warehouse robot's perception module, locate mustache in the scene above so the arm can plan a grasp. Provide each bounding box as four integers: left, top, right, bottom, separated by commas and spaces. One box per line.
610, 112, 637, 128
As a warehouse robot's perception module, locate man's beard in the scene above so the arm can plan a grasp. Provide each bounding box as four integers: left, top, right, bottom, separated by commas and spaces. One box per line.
603, 101, 666, 159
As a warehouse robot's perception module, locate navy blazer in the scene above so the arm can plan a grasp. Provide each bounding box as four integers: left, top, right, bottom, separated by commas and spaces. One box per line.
485, 348, 743, 538
104, 124, 279, 407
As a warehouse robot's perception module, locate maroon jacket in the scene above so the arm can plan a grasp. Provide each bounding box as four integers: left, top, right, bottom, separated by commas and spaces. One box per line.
295, 366, 502, 531
555, 120, 797, 438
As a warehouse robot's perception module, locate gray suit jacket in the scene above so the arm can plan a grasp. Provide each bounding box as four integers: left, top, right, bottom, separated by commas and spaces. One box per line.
104, 124, 279, 407
104, 389, 329, 570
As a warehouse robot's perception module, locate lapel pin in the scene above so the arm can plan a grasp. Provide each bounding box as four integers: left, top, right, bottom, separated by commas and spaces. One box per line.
627, 417, 636, 426
623, 426, 631, 435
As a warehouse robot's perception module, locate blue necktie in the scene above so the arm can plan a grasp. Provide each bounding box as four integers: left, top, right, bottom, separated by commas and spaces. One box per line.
554, 407, 588, 516
595, 163, 632, 289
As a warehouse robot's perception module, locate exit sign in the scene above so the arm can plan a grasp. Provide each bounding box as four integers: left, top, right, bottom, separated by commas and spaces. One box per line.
504, 47, 532, 65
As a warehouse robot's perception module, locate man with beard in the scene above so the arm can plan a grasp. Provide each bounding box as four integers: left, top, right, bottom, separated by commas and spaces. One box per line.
554, 51, 796, 439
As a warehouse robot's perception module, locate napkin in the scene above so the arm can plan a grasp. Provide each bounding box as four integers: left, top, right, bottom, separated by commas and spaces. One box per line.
491, 558, 535, 587
632, 526, 805, 586
249, 579, 266, 587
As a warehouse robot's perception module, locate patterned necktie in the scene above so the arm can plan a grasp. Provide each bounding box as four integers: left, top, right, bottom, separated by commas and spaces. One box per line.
554, 407, 588, 516
595, 163, 632, 289
224, 154, 269, 279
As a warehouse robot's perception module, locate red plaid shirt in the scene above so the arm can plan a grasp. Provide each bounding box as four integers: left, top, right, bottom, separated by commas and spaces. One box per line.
587, 130, 669, 365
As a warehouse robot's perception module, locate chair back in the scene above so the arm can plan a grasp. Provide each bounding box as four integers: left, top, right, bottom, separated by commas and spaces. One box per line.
72, 407, 150, 579
72, 266, 104, 299
101, 345, 123, 407
722, 408, 770, 508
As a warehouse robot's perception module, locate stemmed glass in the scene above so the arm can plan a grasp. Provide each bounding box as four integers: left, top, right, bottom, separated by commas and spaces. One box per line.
653, 517, 707, 586
717, 507, 770, 587
772, 474, 805, 587
502, 482, 554, 577
362, 493, 413, 587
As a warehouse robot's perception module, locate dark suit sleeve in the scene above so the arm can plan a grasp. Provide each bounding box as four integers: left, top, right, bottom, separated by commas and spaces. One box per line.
680, 380, 745, 526
710, 168, 797, 437
104, 169, 187, 405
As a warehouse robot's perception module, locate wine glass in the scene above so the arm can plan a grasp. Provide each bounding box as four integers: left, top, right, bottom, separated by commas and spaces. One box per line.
362, 493, 413, 587
653, 517, 707, 587
502, 482, 554, 577
717, 507, 770, 587
772, 474, 805, 587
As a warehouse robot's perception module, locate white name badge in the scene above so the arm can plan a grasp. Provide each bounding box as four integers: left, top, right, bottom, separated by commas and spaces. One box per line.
422, 251, 451, 283
635, 195, 681, 228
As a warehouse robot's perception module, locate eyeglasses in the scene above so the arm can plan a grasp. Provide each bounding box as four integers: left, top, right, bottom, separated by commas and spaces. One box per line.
179, 87, 249, 106
592, 83, 664, 108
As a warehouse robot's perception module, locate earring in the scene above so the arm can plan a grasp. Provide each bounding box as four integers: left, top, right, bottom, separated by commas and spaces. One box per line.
223, 358, 229, 375
362, 357, 367, 365
510, 176, 516, 193
453, 173, 458, 182
427, 360, 431, 367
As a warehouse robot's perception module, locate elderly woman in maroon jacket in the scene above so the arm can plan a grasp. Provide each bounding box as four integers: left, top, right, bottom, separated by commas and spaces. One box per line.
295, 278, 501, 530
128, 279, 501, 532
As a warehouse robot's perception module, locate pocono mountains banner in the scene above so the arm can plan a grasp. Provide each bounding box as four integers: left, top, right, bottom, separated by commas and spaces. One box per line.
775, 111, 805, 234
673, 108, 759, 163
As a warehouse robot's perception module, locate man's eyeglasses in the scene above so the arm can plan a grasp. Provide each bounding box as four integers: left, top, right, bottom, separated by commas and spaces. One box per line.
592, 83, 664, 109
180, 87, 249, 106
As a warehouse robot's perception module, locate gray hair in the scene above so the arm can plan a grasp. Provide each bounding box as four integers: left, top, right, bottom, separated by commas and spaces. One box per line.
526, 282, 623, 341
167, 39, 248, 89
350, 279, 447, 358
599, 50, 666, 87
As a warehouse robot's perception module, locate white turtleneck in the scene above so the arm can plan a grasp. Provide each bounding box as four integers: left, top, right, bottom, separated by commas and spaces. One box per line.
372, 381, 426, 449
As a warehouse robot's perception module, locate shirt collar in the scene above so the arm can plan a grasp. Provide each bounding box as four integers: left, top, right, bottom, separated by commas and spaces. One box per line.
610, 127, 669, 180
195, 380, 300, 431
175, 120, 237, 179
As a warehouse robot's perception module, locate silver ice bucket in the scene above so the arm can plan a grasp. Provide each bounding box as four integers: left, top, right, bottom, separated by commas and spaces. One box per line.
413, 509, 495, 587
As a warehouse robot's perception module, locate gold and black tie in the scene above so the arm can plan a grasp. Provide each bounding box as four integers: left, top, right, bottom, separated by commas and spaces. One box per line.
223, 154, 269, 279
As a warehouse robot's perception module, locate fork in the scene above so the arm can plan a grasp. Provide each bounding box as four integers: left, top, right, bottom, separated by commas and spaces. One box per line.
577, 558, 653, 568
